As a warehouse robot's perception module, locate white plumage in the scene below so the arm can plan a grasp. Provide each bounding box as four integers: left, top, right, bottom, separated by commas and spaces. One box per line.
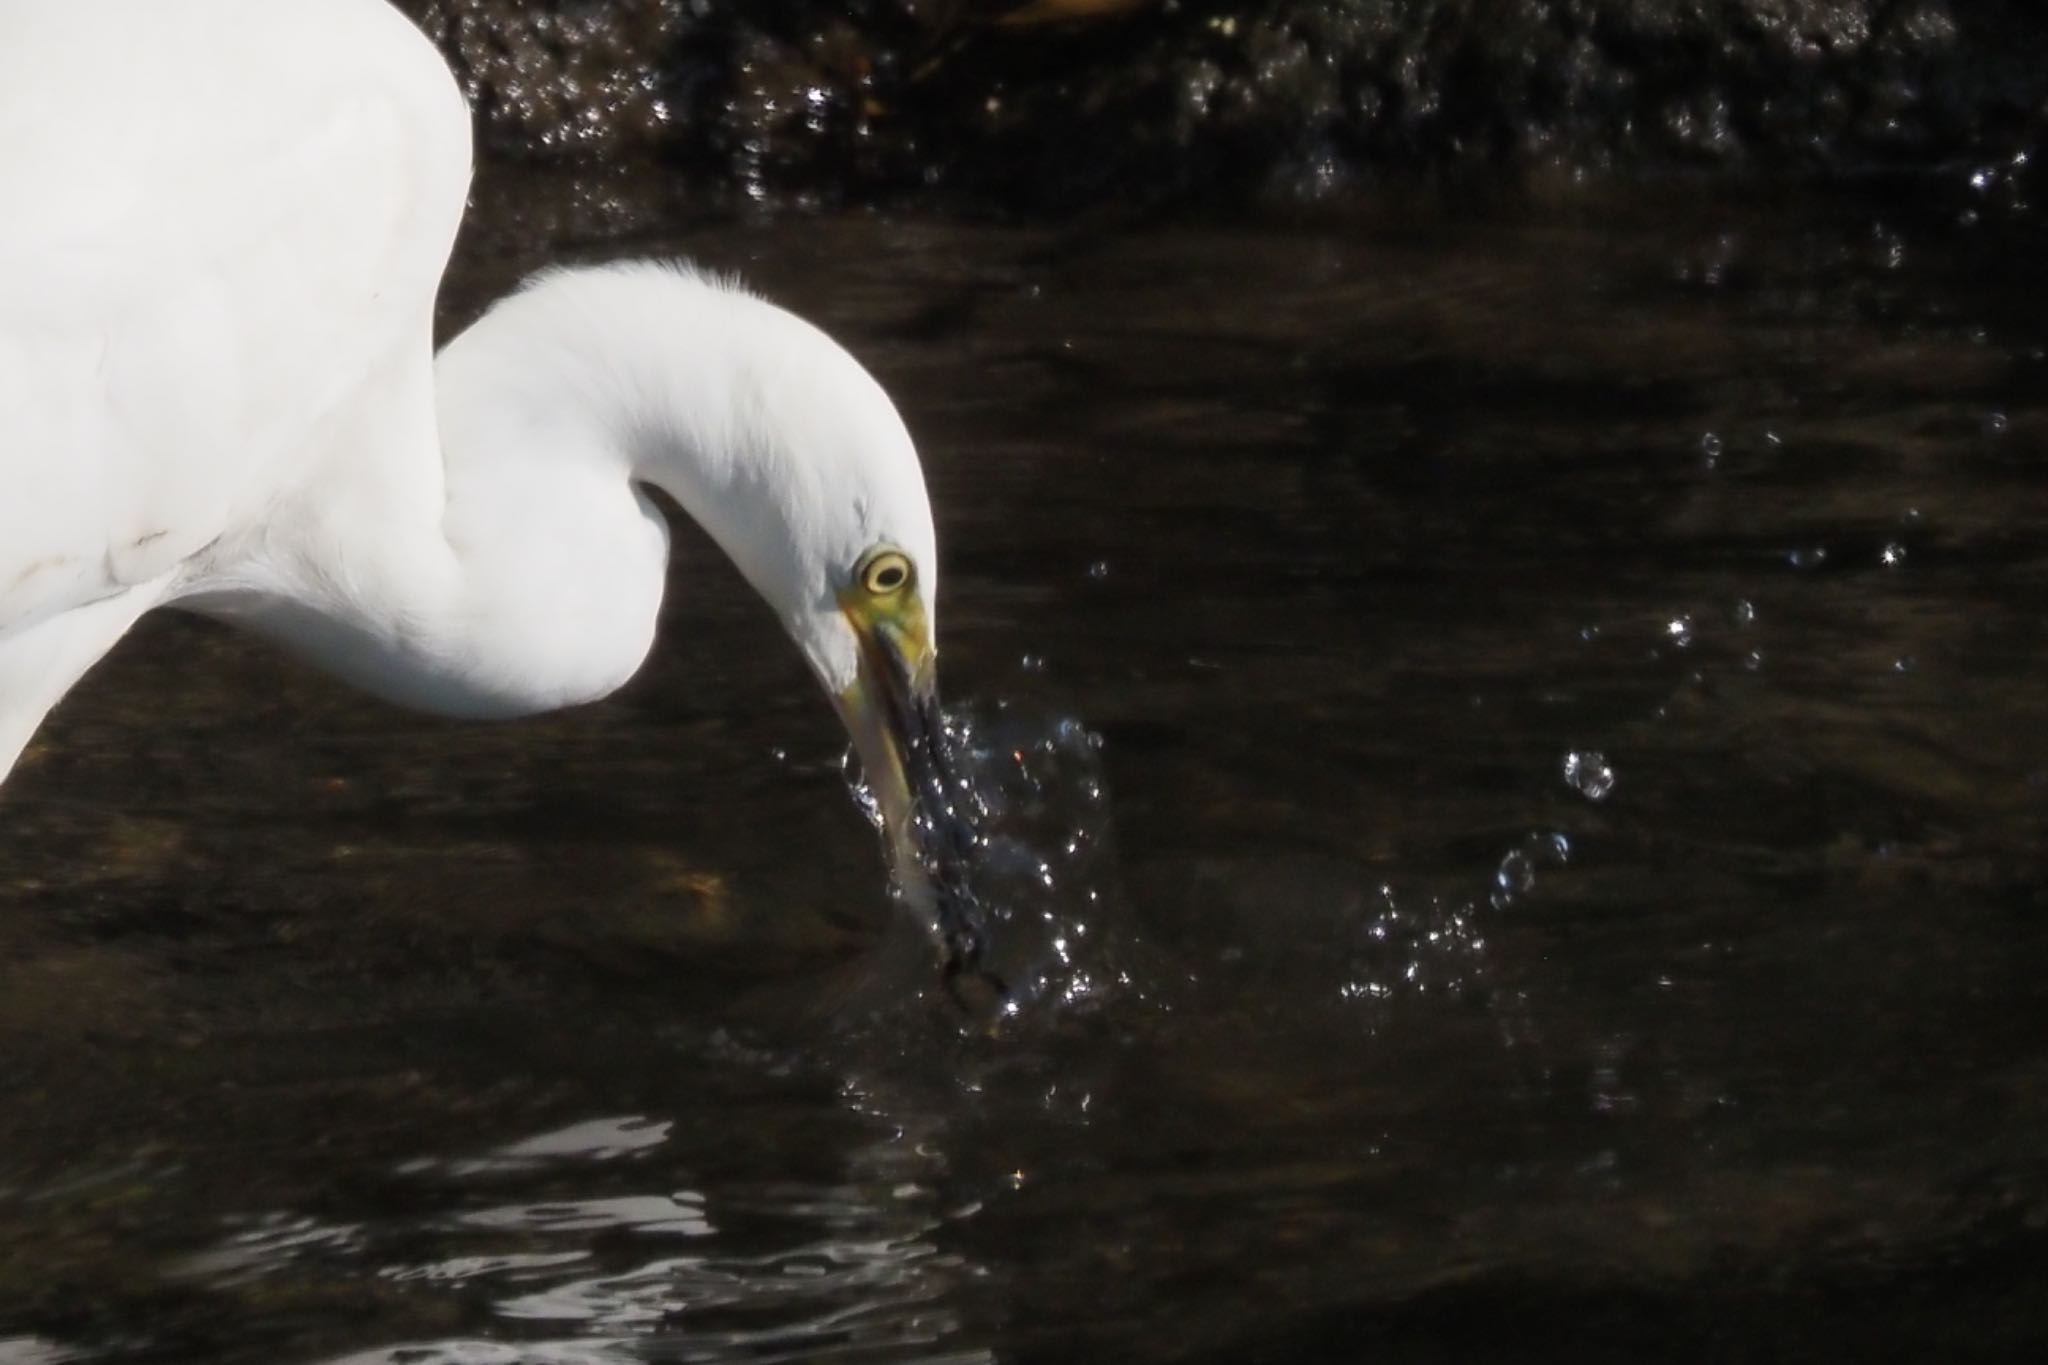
0, 0, 963, 941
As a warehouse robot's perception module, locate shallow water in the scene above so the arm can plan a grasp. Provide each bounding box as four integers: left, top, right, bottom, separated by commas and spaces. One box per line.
4, 172, 2048, 1363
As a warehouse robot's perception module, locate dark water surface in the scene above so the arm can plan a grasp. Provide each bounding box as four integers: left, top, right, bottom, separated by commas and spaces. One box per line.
4, 173, 2048, 1363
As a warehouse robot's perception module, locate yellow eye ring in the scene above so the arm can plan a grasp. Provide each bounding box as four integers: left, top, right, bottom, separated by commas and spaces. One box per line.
859, 549, 913, 597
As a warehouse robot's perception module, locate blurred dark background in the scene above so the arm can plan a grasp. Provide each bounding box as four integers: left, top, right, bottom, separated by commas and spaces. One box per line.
396, 0, 2048, 210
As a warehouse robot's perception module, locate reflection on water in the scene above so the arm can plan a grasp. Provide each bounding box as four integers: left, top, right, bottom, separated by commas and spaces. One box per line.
187, 1105, 986, 1365
6, 176, 2048, 1361
0, 1341, 82, 1365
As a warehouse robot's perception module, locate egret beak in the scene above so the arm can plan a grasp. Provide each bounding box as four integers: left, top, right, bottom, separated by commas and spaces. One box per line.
834, 602, 987, 977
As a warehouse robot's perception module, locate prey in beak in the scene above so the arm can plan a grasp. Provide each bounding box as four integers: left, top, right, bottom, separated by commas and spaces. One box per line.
834, 547, 991, 982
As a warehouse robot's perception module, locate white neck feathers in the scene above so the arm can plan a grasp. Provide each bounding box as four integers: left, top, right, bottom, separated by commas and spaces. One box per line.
180, 262, 926, 722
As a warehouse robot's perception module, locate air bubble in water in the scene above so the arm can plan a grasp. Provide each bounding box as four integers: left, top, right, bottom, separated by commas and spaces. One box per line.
1665, 615, 1694, 648
1787, 546, 1828, 570
1880, 541, 1907, 567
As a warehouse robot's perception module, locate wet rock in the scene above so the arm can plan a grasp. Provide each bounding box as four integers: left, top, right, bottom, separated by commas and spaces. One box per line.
393, 1, 2048, 207
401, 0, 688, 155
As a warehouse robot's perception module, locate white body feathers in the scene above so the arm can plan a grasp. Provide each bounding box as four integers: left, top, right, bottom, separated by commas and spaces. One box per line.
0, 0, 938, 780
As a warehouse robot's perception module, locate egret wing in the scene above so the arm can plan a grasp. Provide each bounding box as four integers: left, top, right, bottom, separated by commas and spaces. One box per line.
0, 0, 468, 631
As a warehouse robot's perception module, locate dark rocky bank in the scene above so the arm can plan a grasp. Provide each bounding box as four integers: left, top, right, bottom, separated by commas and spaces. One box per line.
402, 0, 2047, 209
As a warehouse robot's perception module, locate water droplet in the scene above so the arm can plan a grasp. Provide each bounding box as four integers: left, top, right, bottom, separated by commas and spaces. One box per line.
1563, 750, 1616, 801
1545, 831, 1572, 863
769, 746, 787, 763
1019, 654, 1046, 673
1699, 431, 1723, 468
1665, 615, 1694, 648
1579, 624, 1603, 643
1763, 431, 1783, 448
1732, 598, 1756, 626
1893, 655, 1916, 673
1879, 541, 1907, 567
1086, 560, 1110, 580
1490, 849, 1536, 910
841, 746, 883, 830
1983, 411, 2010, 437
1743, 649, 1764, 670
1787, 546, 1829, 570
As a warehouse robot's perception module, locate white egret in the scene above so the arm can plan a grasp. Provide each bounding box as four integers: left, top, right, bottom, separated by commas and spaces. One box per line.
0, 0, 984, 967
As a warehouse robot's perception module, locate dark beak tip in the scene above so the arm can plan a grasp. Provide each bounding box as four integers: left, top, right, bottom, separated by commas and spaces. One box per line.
862, 623, 998, 1002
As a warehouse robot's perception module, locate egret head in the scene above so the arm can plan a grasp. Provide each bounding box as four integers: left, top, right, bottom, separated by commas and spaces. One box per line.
642, 279, 982, 972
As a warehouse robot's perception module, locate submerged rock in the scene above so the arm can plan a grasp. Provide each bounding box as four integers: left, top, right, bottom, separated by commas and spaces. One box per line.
393, 1, 2048, 207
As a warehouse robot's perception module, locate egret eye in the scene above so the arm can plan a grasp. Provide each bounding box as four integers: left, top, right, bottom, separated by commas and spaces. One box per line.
860, 549, 913, 597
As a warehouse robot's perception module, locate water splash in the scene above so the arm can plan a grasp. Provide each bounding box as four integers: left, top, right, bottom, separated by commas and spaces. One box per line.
931, 704, 1131, 1017
844, 699, 1135, 1024
1340, 883, 1491, 1005
1335, 825, 1571, 1017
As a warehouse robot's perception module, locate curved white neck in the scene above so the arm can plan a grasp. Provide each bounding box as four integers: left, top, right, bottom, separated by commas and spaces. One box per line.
183, 265, 805, 719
